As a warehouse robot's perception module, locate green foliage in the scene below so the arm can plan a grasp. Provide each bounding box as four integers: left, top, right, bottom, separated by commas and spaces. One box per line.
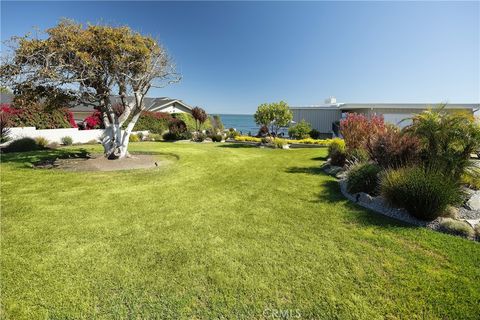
148, 133, 163, 141
0, 112, 12, 143
346, 148, 370, 164
4, 101, 74, 129
288, 119, 311, 139
254, 101, 293, 135
309, 129, 321, 139
380, 166, 463, 221
405, 107, 480, 179
61, 136, 73, 146
4, 137, 38, 153
129, 134, 140, 142
461, 170, 480, 190
210, 115, 224, 133
193, 132, 207, 142
210, 134, 223, 142
273, 138, 287, 149
132, 112, 172, 134
34, 137, 49, 149
172, 113, 209, 132
346, 162, 381, 195
328, 138, 346, 166
439, 218, 474, 238
475, 224, 480, 240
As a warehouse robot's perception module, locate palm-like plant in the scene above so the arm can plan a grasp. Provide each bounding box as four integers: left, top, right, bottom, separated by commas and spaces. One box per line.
405, 105, 480, 180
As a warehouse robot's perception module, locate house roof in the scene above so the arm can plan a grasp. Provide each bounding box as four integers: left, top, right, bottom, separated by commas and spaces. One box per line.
68, 96, 192, 113
291, 102, 479, 111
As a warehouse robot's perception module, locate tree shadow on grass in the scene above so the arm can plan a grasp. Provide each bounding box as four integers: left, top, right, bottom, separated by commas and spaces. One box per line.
285, 166, 325, 175
315, 178, 418, 230
217, 143, 257, 149
0, 148, 90, 165
311, 155, 328, 161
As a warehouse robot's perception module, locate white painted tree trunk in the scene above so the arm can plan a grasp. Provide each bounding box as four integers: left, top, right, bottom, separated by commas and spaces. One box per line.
101, 111, 143, 159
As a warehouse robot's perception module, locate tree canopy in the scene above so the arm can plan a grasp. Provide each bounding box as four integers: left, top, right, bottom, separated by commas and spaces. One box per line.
0, 19, 180, 158
254, 101, 292, 135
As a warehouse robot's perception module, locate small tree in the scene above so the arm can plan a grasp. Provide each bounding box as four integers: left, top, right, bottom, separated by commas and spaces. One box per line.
288, 119, 311, 139
191, 107, 208, 132
254, 101, 292, 136
0, 19, 180, 159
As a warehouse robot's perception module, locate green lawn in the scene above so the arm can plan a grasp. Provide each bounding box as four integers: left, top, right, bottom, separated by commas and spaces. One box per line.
1, 142, 479, 319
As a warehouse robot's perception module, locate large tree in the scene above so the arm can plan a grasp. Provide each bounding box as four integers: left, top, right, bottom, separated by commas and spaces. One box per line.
0, 19, 180, 159
254, 101, 292, 135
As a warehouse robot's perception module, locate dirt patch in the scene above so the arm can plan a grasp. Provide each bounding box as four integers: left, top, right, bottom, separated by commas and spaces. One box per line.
36, 153, 167, 172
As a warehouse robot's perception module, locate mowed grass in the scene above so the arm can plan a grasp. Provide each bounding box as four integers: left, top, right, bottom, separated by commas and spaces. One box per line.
1, 142, 479, 319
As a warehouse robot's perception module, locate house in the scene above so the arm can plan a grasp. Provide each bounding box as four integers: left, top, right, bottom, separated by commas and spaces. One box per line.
70, 97, 193, 122
0, 93, 193, 123
291, 97, 479, 138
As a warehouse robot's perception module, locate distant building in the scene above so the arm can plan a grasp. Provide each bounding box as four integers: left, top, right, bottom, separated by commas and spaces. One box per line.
0, 93, 193, 123
291, 97, 479, 138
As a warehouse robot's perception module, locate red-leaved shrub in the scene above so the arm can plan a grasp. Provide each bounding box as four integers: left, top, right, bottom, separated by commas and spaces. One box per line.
340, 113, 385, 151
0, 103, 76, 129
367, 125, 421, 169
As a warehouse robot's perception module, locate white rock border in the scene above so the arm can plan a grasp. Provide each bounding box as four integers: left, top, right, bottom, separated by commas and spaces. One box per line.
338, 179, 439, 228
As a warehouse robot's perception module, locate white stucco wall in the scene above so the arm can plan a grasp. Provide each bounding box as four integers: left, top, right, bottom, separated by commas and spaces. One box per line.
7, 127, 105, 144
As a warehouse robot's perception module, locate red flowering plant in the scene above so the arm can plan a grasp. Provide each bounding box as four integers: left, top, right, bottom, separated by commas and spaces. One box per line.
83, 111, 103, 130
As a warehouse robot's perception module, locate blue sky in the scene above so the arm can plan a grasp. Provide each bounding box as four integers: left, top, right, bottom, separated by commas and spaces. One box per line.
1, 1, 479, 114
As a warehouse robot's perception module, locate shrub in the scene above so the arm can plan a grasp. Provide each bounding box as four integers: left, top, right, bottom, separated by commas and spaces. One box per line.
441, 205, 459, 219
475, 224, 480, 240
61, 136, 73, 146
129, 134, 140, 142
462, 171, 480, 190
131, 111, 171, 134
439, 218, 474, 238
86, 139, 98, 144
148, 133, 163, 141
162, 132, 177, 141
257, 125, 269, 137
136, 132, 144, 141
328, 138, 346, 166
273, 138, 287, 149
211, 134, 223, 142
309, 129, 321, 140
234, 136, 261, 143
82, 111, 103, 130
194, 132, 207, 142
4, 137, 38, 153
0, 102, 77, 129
405, 107, 480, 179
346, 162, 381, 195
0, 111, 12, 143
168, 118, 188, 135
47, 142, 59, 149
340, 113, 385, 151
346, 148, 369, 164
380, 167, 463, 221
367, 126, 421, 169
288, 120, 311, 139
35, 137, 49, 149
227, 128, 239, 139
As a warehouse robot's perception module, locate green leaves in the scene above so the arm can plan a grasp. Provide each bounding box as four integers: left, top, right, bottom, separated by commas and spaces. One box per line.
254, 101, 293, 135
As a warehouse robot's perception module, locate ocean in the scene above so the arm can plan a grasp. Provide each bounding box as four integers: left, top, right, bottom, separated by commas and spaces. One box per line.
217, 114, 288, 136
217, 114, 258, 135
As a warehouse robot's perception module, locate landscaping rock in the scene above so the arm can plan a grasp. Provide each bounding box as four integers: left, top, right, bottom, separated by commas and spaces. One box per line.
465, 192, 480, 211
358, 192, 374, 204
465, 219, 480, 228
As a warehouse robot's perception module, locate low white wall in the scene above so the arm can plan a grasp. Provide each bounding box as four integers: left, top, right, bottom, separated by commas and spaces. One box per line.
8, 127, 105, 144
